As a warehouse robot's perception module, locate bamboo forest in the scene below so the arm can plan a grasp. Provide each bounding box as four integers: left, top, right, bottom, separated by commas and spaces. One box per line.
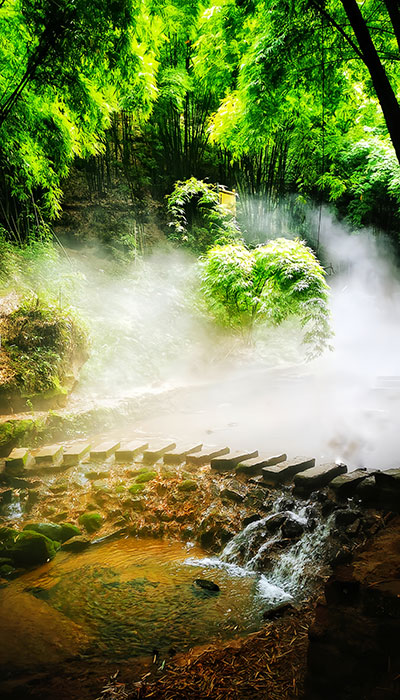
0, 2, 400, 699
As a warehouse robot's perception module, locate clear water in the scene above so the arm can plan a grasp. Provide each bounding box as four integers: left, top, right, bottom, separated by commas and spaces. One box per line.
0, 537, 279, 668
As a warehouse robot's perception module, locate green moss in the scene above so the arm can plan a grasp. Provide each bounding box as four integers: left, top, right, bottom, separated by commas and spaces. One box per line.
0, 296, 88, 409
10, 530, 60, 566
23, 522, 81, 543
78, 512, 103, 533
115, 483, 126, 494
178, 479, 197, 492
135, 470, 157, 484
0, 527, 18, 548
128, 483, 145, 495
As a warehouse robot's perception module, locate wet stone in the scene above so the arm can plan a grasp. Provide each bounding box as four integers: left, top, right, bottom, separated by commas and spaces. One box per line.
220, 479, 248, 503
90, 441, 121, 461
242, 513, 261, 527
235, 453, 287, 476
115, 440, 149, 463
5, 448, 35, 474
185, 446, 230, 467
293, 462, 347, 492
0, 487, 13, 506
61, 536, 91, 552
194, 579, 220, 592
329, 469, 368, 497
262, 457, 316, 486
163, 443, 203, 465
34, 444, 64, 466
63, 441, 91, 466
211, 450, 258, 473
142, 441, 177, 464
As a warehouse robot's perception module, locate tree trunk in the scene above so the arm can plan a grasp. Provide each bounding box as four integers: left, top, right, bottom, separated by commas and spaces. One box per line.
340, 0, 400, 164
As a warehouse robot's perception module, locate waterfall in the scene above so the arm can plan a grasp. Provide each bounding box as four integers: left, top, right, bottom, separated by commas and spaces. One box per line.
186, 498, 332, 610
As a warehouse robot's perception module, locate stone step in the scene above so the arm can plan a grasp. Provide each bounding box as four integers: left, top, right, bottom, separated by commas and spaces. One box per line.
374, 469, 400, 489
142, 440, 177, 464
294, 462, 347, 491
211, 450, 259, 473
90, 441, 121, 461
235, 453, 287, 476
34, 444, 64, 466
163, 443, 203, 465
63, 441, 92, 466
185, 446, 230, 467
329, 469, 368, 497
115, 440, 149, 463
4, 447, 35, 474
262, 456, 315, 486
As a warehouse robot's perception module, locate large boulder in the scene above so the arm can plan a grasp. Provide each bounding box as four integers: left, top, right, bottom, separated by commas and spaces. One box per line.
22, 522, 81, 543
10, 530, 60, 565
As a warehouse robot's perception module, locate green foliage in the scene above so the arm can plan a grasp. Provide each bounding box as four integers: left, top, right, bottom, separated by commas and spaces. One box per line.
0, 295, 88, 402
167, 177, 239, 252
200, 239, 332, 357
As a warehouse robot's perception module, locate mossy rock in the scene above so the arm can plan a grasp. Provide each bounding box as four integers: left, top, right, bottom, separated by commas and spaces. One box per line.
23, 522, 81, 543
0, 527, 18, 546
78, 512, 103, 533
178, 479, 197, 493
135, 470, 157, 484
0, 564, 14, 576
128, 483, 145, 495
10, 530, 60, 566
61, 535, 91, 552
160, 466, 178, 480
92, 480, 111, 493
115, 483, 126, 494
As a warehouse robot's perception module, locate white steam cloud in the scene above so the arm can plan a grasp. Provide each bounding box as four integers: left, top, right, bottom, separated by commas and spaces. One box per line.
48, 209, 400, 470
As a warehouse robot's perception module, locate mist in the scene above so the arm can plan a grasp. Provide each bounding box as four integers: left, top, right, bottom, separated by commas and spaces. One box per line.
42, 209, 400, 471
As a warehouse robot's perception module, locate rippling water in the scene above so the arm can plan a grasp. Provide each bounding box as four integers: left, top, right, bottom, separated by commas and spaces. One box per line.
0, 537, 277, 669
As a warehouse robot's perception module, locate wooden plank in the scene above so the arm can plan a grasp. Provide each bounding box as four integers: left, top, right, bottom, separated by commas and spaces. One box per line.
211, 450, 259, 473
185, 446, 230, 467
262, 456, 315, 485
163, 443, 203, 465
235, 453, 287, 476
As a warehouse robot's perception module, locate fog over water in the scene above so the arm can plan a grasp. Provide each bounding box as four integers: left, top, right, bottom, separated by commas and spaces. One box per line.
57, 208, 400, 470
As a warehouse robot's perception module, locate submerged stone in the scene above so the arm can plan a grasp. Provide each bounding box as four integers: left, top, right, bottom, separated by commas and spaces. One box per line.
178, 479, 197, 492
78, 512, 103, 533
135, 470, 157, 484
194, 578, 220, 592
61, 535, 91, 552
128, 483, 146, 495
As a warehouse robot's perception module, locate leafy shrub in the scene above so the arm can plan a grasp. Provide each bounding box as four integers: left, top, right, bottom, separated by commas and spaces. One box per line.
167, 177, 240, 252
199, 238, 332, 357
